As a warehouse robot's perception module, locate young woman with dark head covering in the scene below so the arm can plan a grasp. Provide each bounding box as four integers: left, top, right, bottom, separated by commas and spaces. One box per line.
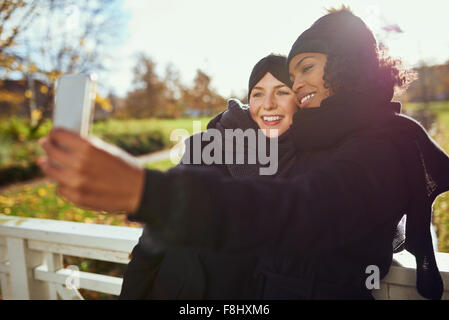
285, 8, 448, 299
119, 54, 300, 299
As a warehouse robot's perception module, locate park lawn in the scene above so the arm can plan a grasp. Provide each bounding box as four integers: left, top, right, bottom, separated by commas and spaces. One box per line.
403, 100, 449, 134
143, 158, 177, 171
92, 117, 212, 136
92, 116, 212, 145
404, 100, 449, 114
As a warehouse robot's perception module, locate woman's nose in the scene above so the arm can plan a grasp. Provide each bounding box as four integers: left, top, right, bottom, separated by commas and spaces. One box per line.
292, 76, 304, 93
263, 94, 276, 110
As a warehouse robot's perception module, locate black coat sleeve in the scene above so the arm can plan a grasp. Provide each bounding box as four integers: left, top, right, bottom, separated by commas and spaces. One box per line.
128, 136, 408, 255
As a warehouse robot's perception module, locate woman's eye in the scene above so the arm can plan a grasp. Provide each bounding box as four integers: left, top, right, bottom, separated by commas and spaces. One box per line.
252, 92, 262, 97
303, 65, 313, 73
277, 90, 290, 95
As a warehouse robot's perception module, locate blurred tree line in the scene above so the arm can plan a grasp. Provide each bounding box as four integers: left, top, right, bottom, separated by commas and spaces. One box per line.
405, 62, 449, 103
118, 53, 228, 119
0, 0, 230, 126
402, 61, 449, 131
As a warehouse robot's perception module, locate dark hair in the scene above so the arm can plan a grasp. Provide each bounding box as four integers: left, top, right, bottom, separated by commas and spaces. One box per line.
248, 53, 292, 101
288, 7, 416, 101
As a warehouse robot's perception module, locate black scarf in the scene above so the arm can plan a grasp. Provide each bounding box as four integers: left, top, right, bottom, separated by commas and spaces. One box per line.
288, 92, 449, 300
207, 99, 297, 178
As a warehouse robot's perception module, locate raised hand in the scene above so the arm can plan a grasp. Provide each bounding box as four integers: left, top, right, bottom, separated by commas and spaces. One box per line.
38, 128, 145, 214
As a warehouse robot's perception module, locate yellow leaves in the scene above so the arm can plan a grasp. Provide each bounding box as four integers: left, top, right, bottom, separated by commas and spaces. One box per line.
49, 71, 62, 83
37, 188, 47, 197
95, 94, 113, 112
0, 195, 15, 207
56, 197, 64, 207
0, 53, 18, 69
24, 89, 32, 98
28, 64, 38, 74
31, 109, 42, 122
0, 89, 25, 104
84, 217, 94, 224
73, 210, 85, 222
39, 85, 48, 94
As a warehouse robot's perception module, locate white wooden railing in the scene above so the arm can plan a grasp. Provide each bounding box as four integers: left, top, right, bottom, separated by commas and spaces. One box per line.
0, 215, 448, 300
0, 215, 141, 299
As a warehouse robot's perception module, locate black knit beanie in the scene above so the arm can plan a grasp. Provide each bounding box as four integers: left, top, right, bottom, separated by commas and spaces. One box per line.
287, 9, 377, 68
248, 54, 292, 101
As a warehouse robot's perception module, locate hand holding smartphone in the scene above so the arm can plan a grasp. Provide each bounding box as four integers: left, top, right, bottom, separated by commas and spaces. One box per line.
40, 73, 145, 213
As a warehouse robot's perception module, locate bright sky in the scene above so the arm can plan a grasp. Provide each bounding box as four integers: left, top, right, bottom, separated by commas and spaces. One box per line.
106, 0, 449, 98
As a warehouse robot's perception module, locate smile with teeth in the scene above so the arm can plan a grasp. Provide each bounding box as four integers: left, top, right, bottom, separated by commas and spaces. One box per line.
262, 115, 283, 121
300, 93, 315, 105
261, 115, 284, 126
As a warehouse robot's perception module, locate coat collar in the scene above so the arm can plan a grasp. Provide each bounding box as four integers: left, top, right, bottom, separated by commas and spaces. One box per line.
288, 92, 401, 151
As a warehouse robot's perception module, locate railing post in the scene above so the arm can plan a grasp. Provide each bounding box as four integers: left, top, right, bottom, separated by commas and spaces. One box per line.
0, 244, 11, 299
44, 252, 63, 300
6, 237, 50, 299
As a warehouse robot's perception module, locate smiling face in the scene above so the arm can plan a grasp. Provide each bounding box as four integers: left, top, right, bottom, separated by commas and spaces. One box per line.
288, 52, 331, 109
249, 72, 298, 138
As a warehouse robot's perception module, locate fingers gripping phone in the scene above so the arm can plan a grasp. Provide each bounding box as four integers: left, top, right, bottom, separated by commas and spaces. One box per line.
53, 74, 96, 137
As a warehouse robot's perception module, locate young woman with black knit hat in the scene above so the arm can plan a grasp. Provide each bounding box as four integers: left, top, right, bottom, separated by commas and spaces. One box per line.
283, 8, 449, 300
119, 53, 302, 299
39, 8, 449, 300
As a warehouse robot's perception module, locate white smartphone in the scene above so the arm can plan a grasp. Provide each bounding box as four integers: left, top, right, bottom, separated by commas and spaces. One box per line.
53, 74, 96, 137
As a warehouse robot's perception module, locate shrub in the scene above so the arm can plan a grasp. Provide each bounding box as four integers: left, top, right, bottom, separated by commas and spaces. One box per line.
99, 131, 166, 156
0, 116, 52, 141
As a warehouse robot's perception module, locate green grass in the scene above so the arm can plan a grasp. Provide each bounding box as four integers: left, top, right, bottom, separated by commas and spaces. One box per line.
145, 158, 177, 171
404, 100, 449, 114
92, 117, 212, 145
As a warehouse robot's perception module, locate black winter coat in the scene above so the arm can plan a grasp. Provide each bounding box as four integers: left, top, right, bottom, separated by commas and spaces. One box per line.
119, 93, 449, 300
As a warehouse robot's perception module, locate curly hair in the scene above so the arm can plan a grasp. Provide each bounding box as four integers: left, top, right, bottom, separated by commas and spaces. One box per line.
322, 8, 416, 100
322, 36, 416, 101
